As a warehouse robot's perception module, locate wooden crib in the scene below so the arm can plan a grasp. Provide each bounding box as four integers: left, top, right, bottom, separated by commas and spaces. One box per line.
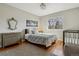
63, 30, 79, 46
63, 30, 79, 56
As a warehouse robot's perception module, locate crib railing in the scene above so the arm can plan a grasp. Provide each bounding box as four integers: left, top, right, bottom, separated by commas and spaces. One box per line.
63, 30, 79, 46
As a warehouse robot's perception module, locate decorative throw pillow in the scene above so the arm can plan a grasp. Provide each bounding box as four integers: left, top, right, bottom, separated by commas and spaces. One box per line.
31, 28, 38, 34
31, 30, 35, 34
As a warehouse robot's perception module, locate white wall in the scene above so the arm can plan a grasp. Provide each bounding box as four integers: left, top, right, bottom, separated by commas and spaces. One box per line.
40, 7, 79, 40
0, 3, 39, 32
0, 3, 79, 40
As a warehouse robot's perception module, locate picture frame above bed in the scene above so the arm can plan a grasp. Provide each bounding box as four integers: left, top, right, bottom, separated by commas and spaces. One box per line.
26, 20, 38, 27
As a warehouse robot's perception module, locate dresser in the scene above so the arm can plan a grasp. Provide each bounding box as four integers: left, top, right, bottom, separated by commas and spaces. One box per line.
0, 31, 23, 48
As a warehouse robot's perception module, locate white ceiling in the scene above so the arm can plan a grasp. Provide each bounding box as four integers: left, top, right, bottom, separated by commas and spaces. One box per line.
6, 3, 79, 16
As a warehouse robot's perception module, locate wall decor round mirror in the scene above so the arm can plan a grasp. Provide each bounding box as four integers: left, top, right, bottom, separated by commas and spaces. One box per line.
8, 17, 17, 30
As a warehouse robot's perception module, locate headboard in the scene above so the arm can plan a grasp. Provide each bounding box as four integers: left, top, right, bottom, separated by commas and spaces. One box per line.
25, 29, 29, 34
25, 28, 38, 34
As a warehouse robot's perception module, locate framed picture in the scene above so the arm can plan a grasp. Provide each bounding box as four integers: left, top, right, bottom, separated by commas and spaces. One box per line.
26, 20, 38, 27
48, 17, 63, 29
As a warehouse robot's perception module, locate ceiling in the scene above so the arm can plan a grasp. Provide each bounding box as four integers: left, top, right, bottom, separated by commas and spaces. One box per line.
6, 3, 79, 16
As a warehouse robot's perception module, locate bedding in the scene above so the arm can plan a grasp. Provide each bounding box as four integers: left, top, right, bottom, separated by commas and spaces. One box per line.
25, 33, 57, 47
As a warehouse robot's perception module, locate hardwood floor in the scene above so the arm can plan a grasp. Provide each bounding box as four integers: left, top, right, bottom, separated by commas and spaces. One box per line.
0, 40, 64, 56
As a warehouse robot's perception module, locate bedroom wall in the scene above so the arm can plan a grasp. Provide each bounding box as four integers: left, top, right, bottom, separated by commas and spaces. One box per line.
0, 3, 79, 41
40, 7, 79, 40
0, 3, 40, 32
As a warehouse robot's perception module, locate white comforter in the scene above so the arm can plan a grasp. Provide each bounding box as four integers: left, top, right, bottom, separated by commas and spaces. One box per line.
25, 33, 57, 47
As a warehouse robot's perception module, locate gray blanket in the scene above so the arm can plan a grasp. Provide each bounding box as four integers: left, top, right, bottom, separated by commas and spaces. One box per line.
25, 33, 57, 47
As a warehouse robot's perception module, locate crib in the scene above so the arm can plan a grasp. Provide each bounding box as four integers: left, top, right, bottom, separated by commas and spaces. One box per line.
63, 30, 79, 46
63, 30, 79, 56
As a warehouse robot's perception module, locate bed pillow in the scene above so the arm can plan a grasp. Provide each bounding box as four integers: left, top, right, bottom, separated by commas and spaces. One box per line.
30, 28, 38, 34
28, 29, 32, 34
31, 30, 35, 34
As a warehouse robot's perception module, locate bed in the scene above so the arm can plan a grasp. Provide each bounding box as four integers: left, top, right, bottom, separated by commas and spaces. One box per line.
25, 32, 57, 47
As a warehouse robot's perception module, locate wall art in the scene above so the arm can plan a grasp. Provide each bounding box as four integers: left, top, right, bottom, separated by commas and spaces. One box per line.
48, 17, 63, 29
26, 20, 38, 27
